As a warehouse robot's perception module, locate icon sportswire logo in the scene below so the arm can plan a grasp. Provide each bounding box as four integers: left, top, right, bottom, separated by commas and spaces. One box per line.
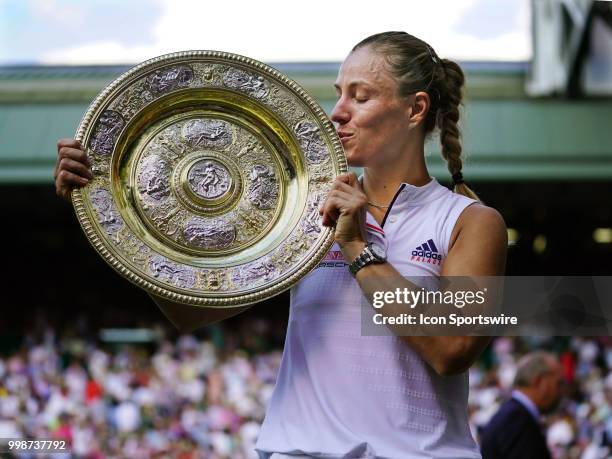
411, 239, 443, 265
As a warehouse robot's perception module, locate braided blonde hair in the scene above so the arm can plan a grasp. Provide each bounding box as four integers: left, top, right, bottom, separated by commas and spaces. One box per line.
353, 32, 479, 200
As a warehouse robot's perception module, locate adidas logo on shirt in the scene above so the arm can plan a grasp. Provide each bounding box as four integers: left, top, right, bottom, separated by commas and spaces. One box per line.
411, 239, 443, 265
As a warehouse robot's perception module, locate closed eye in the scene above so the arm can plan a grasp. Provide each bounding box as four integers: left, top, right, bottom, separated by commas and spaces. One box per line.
333, 84, 341, 99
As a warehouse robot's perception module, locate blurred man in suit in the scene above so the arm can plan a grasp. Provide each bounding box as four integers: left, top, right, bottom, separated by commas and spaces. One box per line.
480, 351, 563, 459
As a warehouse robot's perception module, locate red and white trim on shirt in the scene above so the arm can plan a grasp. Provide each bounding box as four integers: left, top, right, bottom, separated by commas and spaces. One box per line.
366, 223, 385, 236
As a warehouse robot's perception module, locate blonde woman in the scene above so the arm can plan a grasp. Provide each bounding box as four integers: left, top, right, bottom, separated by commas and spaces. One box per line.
55, 32, 507, 458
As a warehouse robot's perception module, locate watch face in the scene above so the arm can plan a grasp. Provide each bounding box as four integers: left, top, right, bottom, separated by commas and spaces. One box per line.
370, 243, 386, 260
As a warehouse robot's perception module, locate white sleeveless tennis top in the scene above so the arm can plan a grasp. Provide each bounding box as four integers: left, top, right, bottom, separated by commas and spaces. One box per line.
256, 178, 480, 459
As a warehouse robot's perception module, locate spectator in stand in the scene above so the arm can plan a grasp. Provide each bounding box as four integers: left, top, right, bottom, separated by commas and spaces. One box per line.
480, 351, 563, 459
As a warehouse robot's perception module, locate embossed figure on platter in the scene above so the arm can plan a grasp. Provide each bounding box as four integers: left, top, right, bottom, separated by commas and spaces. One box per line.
114, 86, 150, 120
90, 110, 124, 156
149, 203, 182, 238
156, 125, 187, 160
277, 236, 309, 268
223, 68, 269, 99
149, 255, 196, 288
232, 258, 277, 287
90, 188, 123, 235
237, 138, 262, 159
247, 165, 278, 209
182, 119, 231, 148
301, 197, 324, 236
295, 120, 329, 164
235, 207, 267, 240
122, 234, 150, 268
187, 160, 231, 200
183, 217, 236, 250
138, 155, 171, 201
145, 65, 194, 96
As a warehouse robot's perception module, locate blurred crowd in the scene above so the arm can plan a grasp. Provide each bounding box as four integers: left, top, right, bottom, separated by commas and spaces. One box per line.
0, 320, 610, 459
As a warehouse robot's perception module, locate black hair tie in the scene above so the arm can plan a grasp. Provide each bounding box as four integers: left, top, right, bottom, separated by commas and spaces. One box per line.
452, 172, 464, 184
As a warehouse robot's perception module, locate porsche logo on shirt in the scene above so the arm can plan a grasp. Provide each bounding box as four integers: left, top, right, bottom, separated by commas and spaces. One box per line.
317, 250, 347, 268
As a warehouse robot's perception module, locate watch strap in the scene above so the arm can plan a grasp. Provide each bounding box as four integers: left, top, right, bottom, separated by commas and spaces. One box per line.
349, 243, 379, 276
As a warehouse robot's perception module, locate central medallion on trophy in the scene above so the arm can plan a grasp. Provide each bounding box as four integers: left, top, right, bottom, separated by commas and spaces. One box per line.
174, 151, 242, 213
187, 159, 232, 200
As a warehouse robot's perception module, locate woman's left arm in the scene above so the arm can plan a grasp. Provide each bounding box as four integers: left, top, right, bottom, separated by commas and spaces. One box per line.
321, 173, 507, 376
399, 204, 507, 375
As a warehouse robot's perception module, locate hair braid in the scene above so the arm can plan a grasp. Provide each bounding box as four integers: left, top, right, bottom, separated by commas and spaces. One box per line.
437, 59, 480, 200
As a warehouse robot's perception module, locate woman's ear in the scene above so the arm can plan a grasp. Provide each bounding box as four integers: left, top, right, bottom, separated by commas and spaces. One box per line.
407, 91, 431, 129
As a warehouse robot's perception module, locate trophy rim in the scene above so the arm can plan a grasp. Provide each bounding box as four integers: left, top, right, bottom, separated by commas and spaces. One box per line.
72, 50, 347, 308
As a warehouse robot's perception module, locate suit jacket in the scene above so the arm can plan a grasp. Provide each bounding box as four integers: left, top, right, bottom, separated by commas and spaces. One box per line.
480, 397, 552, 459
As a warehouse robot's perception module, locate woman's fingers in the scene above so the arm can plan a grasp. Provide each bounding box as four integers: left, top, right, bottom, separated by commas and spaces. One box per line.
54, 138, 93, 201
55, 141, 89, 178
59, 157, 94, 180
57, 146, 90, 167
57, 138, 82, 152
335, 172, 359, 188
320, 190, 360, 226
320, 196, 343, 226
55, 170, 89, 201
331, 179, 355, 192
319, 173, 367, 227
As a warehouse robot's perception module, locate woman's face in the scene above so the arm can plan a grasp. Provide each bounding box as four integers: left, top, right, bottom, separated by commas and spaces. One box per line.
331, 46, 414, 167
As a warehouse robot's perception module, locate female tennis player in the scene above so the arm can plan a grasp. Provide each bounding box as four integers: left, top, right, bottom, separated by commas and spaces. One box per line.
55, 32, 507, 458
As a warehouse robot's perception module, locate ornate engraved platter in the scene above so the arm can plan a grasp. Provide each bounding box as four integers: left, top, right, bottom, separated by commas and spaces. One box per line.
72, 51, 346, 307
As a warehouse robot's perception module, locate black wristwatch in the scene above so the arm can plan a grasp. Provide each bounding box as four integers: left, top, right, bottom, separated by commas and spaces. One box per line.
348, 242, 387, 276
